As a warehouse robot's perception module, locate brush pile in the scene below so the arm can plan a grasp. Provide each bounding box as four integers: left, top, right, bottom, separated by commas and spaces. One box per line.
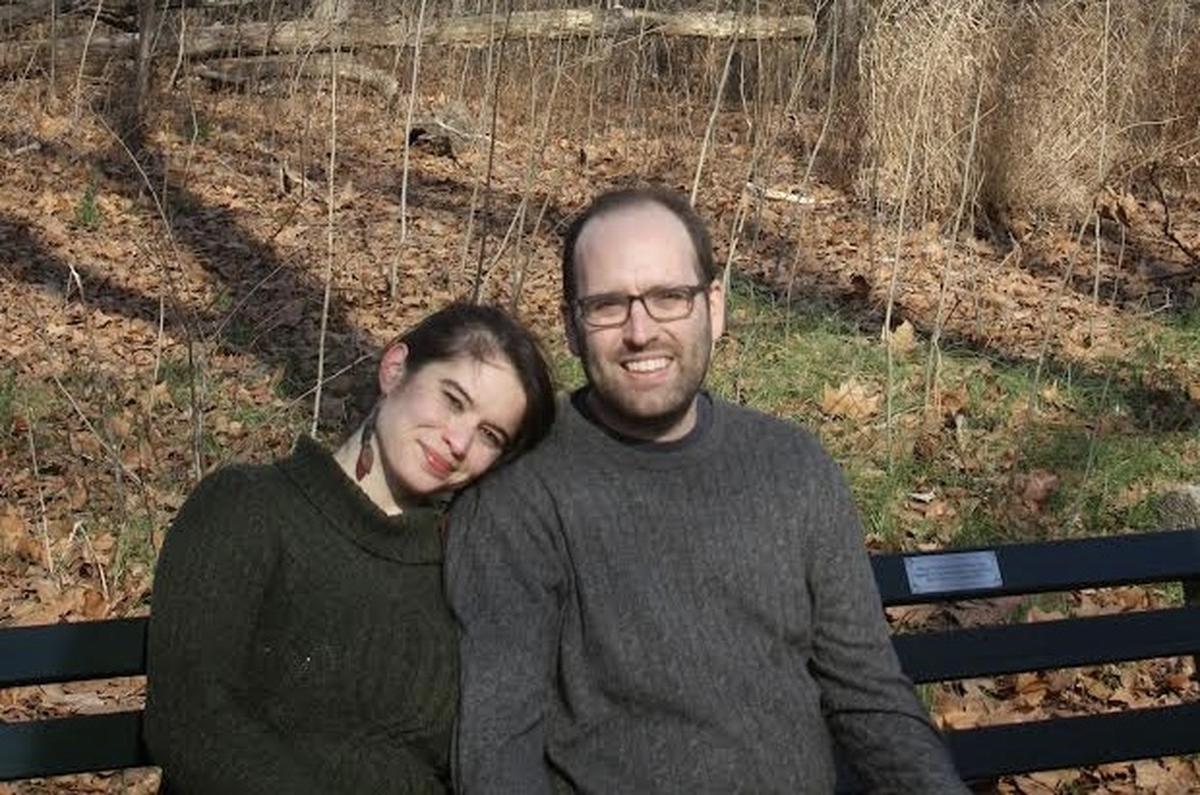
859, 0, 1197, 224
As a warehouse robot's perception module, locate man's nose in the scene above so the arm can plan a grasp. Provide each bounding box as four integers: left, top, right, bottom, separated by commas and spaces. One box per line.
622, 297, 656, 346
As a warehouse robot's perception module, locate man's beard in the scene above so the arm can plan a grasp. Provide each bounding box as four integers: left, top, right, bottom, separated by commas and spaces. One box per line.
578, 331, 712, 439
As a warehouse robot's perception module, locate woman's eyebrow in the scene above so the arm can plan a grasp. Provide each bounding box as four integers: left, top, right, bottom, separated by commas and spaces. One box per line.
441, 378, 474, 407
487, 423, 513, 448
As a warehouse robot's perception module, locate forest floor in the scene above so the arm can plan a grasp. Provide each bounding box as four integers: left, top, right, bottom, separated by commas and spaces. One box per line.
1, 72, 1199, 793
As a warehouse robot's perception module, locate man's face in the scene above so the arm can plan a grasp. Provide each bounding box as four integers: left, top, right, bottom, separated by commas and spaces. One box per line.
564, 202, 725, 442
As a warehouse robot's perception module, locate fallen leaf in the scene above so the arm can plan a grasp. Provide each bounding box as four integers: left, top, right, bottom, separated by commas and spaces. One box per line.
1026, 605, 1066, 622
1020, 469, 1060, 507
885, 320, 917, 356
819, 379, 881, 420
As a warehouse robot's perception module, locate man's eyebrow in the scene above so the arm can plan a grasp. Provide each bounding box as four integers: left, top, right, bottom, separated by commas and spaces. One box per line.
441, 378, 474, 407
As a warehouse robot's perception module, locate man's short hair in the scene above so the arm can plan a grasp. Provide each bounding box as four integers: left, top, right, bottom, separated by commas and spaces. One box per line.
560, 187, 716, 304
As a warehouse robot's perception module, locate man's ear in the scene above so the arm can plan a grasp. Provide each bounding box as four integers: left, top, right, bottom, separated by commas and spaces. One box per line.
562, 302, 582, 357
707, 278, 726, 343
378, 342, 408, 395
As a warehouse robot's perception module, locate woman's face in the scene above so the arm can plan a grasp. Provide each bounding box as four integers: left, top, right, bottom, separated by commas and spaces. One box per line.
373, 346, 527, 498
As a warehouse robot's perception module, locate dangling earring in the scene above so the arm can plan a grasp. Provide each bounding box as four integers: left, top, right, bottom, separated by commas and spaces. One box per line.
355, 403, 380, 481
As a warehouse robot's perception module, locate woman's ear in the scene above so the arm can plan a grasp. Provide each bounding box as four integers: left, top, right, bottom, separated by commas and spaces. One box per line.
378, 343, 409, 395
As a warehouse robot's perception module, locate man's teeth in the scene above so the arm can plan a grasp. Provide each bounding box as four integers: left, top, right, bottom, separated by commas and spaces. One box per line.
624, 358, 670, 373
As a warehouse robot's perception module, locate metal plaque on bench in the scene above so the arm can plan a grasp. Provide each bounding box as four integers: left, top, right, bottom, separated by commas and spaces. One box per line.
903, 550, 1002, 595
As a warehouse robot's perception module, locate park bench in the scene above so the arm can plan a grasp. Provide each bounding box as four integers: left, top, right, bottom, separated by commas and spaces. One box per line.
2, 528, 1199, 785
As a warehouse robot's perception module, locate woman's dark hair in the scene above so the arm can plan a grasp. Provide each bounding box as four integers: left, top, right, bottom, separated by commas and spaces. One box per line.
560, 187, 716, 304
393, 302, 555, 459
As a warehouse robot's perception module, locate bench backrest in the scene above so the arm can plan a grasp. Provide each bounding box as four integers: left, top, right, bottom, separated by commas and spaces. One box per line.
866, 528, 1200, 784
3, 529, 1199, 782
0, 618, 150, 780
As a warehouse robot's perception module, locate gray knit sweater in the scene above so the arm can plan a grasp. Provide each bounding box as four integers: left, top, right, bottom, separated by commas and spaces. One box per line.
146, 436, 457, 794
446, 392, 968, 794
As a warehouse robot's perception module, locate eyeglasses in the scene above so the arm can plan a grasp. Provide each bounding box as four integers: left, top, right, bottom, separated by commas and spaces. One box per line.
574, 284, 710, 329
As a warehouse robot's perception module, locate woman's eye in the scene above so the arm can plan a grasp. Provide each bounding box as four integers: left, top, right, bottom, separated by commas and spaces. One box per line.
445, 392, 464, 410
480, 428, 504, 449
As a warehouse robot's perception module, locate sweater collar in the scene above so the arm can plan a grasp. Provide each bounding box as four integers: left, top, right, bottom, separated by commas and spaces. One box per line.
276, 435, 445, 564
559, 389, 724, 470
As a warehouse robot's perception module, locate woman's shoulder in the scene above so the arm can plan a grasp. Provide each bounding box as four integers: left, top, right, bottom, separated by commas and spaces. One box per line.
168, 455, 299, 545
187, 459, 290, 505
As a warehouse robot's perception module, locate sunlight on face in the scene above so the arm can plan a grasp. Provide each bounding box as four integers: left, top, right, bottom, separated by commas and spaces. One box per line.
373, 353, 526, 499
567, 203, 725, 442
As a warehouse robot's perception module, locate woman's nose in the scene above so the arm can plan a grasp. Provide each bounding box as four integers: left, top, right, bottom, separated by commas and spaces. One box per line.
443, 422, 473, 460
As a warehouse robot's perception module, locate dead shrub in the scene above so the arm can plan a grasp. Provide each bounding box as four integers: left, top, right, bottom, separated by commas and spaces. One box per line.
980, 0, 1160, 221
857, 0, 1000, 218
858, 0, 1196, 224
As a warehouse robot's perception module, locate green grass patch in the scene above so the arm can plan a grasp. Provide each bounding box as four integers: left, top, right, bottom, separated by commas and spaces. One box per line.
158, 354, 197, 410
0, 367, 15, 433
705, 275, 1200, 549
111, 513, 158, 585
73, 183, 102, 231
183, 108, 213, 144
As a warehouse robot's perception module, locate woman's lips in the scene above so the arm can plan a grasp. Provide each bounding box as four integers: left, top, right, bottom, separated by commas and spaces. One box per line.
419, 442, 453, 479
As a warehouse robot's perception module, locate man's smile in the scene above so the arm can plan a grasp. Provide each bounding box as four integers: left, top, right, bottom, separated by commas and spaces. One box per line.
622, 357, 672, 374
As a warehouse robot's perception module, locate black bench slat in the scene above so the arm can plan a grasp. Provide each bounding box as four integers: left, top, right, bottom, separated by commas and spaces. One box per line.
3, 530, 1199, 784
0, 711, 149, 781
894, 606, 1200, 683
0, 618, 148, 689
947, 701, 1200, 781
872, 528, 1200, 606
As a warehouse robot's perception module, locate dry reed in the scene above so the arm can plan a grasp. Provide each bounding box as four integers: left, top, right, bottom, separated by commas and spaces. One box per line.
857, 0, 1000, 218
859, 0, 1195, 224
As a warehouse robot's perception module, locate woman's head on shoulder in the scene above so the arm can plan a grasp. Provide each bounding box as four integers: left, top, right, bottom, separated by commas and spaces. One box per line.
358, 302, 554, 510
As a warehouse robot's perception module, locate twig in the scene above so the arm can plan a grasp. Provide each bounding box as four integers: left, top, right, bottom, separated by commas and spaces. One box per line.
1148, 164, 1200, 265
25, 418, 57, 579
392, 0, 427, 302
457, 0, 501, 289
167, 0, 188, 88
883, 4, 943, 470
49, 0, 58, 97
471, 0, 513, 304
690, 0, 742, 206
72, 0, 105, 121
924, 74, 983, 411
312, 30, 340, 435
48, 370, 145, 490
71, 520, 110, 604
510, 37, 565, 313
92, 107, 204, 481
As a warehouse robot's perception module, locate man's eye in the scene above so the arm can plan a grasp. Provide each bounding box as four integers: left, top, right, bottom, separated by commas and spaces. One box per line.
591, 296, 626, 312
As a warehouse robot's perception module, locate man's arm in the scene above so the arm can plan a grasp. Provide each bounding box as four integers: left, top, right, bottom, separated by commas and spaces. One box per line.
445, 473, 565, 795
802, 445, 970, 794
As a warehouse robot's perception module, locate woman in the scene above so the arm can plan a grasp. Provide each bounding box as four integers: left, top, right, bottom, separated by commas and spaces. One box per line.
144, 303, 555, 794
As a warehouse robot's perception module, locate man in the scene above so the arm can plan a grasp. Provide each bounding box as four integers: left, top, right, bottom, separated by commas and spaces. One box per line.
446, 188, 969, 794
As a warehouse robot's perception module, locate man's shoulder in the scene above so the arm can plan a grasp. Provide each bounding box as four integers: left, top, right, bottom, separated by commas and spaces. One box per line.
711, 396, 823, 449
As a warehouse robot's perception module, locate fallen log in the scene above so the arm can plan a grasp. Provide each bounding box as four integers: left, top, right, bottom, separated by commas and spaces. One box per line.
192, 54, 401, 101
2, 8, 814, 72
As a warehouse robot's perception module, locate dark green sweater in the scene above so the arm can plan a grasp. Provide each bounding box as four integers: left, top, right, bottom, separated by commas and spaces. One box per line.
146, 436, 457, 794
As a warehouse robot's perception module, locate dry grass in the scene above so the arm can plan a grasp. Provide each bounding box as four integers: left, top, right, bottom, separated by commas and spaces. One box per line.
857, 0, 1001, 218
859, 0, 1197, 224
980, 0, 1158, 220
